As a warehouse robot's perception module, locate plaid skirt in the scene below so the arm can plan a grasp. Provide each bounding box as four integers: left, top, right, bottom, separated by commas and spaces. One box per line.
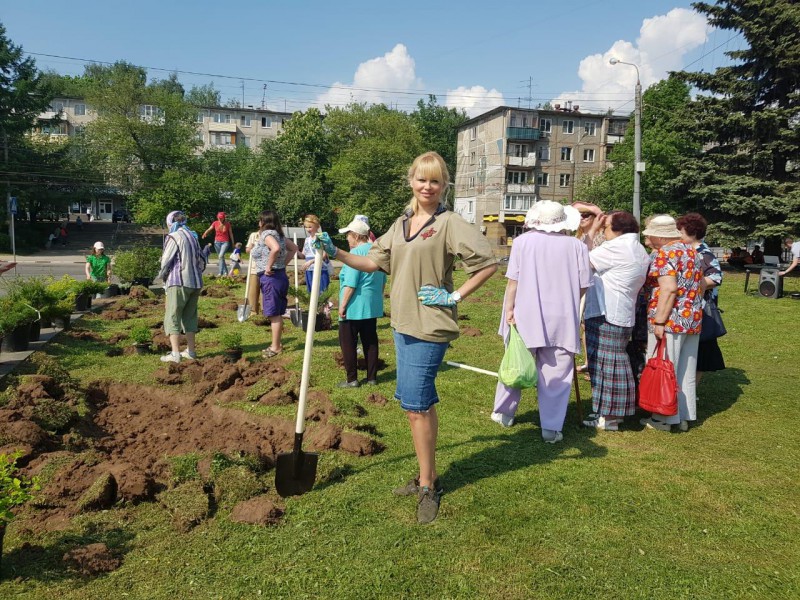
586, 316, 636, 417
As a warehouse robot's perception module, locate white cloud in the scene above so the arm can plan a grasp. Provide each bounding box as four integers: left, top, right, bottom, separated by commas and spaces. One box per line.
315, 43, 423, 109
554, 8, 708, 113
445, 86, 505, 118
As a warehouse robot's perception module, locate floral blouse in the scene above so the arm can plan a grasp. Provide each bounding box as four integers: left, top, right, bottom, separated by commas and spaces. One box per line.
646, 241, 703, 334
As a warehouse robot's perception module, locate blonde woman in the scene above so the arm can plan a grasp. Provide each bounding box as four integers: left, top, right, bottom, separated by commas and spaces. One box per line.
316, 151, 497, 524
301, 214, 331, 292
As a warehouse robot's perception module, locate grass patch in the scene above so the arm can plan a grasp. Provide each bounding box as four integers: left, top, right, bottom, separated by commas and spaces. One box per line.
1, 271, 799, 598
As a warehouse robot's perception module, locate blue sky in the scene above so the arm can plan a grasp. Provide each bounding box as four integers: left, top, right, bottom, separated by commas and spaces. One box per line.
4, 0, 744, 116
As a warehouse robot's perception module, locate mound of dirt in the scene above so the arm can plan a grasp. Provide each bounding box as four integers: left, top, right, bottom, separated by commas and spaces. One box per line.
12, 355, 382, 533
66, 331, 103, 342
460, 326, 483, 337
63, 543, 121, 576
230, 496, 283, 525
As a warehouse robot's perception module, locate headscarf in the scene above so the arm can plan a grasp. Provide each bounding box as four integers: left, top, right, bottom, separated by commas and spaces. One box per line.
166, 210, 198, 239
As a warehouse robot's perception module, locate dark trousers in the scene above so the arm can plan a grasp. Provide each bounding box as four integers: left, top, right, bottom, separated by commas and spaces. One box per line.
338, 318, 379, 383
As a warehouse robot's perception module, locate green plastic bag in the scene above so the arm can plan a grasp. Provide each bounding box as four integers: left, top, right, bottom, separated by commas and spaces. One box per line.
498, 325, 538, 389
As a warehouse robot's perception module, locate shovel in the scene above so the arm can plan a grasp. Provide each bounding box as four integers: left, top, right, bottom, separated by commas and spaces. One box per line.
237, 255, 254, 322
287, 233, 302, 327
275, 246, 323, 497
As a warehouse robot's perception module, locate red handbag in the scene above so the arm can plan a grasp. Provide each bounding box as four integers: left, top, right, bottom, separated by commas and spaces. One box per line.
638, 337, 679, 416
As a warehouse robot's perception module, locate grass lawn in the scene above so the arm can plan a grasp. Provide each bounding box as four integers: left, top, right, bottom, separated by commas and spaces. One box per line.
1, 271, 799, 599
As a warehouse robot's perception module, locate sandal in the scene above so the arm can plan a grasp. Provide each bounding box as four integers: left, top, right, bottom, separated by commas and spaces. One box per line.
261, 348, 281, 358
576, 363, 589, 373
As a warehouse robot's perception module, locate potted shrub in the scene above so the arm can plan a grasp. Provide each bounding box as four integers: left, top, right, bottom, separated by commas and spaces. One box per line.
129, 324, 153, 355
220, 331, 243, 362
287, 285, 335, 332
4, 277, 55, 340
46, 300, 74, 331
0, 452, 38, 573
72, 280, 106, 311
113, 243, 162, 289
0, 300, 37, 353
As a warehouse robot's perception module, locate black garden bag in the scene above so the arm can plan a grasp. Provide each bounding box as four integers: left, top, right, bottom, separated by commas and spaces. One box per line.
700, 295, 727, 342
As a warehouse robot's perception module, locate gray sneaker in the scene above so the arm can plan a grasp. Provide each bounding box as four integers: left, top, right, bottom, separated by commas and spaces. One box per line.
417, 486, 441, 524
392, 476, 443, 497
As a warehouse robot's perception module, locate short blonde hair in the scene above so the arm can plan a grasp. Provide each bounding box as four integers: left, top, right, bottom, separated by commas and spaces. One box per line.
303, 214, 321, 228
406, 151, 450, 215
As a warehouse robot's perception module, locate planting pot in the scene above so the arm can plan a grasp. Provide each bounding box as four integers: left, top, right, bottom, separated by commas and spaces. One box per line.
293, 310, 331, 332
131, 277, 152, 288
75, 293, 90, 312
133, 343, 151, 355
29, 320, 41, 342
103, 284, 121, 298
2, 323, 31, 353
54, 315, 71, 330
41, 317, 53, 328
223, 348, 243, 362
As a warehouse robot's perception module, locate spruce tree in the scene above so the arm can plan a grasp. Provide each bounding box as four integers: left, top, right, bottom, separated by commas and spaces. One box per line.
675, 0, 800, 247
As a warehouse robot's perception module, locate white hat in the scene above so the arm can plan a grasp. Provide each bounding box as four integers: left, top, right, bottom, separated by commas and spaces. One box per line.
524, 201, 581, 233
338, 219, 370, 236
93, 241, 105, 250
354, 214, 370, 227
642, 215, 681, 238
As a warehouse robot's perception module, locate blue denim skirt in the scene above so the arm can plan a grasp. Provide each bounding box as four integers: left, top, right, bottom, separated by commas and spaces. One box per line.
393, 331, 448, 412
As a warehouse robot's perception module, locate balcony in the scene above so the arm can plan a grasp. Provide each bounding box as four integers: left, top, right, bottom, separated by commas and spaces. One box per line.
506, 183, 536, 194
506, 127, 540, 141
506, 153, 536, 168
208, 121, 237, 133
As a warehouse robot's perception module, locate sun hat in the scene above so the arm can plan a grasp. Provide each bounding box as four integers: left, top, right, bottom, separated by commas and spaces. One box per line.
642, 215, 681, 238
93, 241, 104, 250
217, 211, 226, 220
524, 200, 581, 233
338, 218, 370, 236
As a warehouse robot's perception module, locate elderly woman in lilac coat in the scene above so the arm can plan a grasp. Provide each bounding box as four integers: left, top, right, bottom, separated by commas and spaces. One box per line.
491, 201, 591, 443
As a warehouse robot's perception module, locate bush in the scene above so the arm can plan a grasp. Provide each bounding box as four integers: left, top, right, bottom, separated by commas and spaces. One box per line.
0, 451, 39, 525
0, 298, 39, 333
129, 324, 152, 345
114, 244, 162, 284
5, 277, 59, 312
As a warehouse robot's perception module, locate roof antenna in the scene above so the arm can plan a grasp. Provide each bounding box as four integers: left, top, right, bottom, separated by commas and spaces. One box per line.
261, 84, 267, 110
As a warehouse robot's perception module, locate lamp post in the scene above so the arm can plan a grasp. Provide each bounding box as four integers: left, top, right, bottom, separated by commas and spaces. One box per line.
609, 57, 643, 224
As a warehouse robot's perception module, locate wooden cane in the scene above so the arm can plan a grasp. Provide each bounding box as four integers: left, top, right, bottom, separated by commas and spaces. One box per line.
573, 356, 584, 422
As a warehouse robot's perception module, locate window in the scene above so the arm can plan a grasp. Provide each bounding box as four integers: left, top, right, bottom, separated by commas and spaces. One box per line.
470, 126, 477, 140
539, 118, 551, 134
51, 101, 64, 113
536, 172, 549, 186
238, 136, 251, 148
470, 151, 476, 164
562, 120, 574, 134
140, 105, 161, 118
41, 123, 67, 135
261, 116, 272, 128
510, 116, 516, 127
522, 117, 528, 127
468, 176, 475, 189
537, 146, 550, 161
509, 144, 527, 157
74, 104, 86, 116
196, 131, 204, 143
584, 122, 597, 136
213, 113, 232, 124
583, 148, 595, 162
467, 200, 474, 213
561, 147, 573, 162
503, 195, 536, 211
211, 132, 235, 146
241, 115, 252, 127
608, 120, 627, 136
195, 112, 204, 123
559, 173, 571, 187
506, 171, 528, 184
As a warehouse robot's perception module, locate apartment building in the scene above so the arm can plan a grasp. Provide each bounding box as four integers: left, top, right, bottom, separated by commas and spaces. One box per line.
454, 105, 628, 255
35, 96, 292, 152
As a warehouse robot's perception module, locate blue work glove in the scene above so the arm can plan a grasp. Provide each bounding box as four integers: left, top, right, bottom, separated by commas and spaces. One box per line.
314, 232, 338, 258
418, 285, 457, 307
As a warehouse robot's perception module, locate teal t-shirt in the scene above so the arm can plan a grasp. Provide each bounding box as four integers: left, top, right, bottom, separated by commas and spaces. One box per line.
338, 242, 386, 321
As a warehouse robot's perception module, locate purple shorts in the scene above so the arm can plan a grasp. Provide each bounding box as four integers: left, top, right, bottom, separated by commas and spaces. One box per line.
259, 270, 289, 317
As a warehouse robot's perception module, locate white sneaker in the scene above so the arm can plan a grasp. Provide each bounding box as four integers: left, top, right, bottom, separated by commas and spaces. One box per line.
640, 417, 671, 431
491, 411, 515, 428
160, 352, 180, 363
541, 429, 563, 443
180, 350, 197, 360
583, 416, 619, 431
678, 420, 689, 432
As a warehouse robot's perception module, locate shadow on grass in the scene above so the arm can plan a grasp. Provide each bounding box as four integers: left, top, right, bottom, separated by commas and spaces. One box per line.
440, 410, 608, 495
2, 523, 134, 583
695, 366, 749, 426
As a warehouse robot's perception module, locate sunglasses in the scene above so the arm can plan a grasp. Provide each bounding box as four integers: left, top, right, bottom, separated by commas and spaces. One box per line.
580, 213, 595, 219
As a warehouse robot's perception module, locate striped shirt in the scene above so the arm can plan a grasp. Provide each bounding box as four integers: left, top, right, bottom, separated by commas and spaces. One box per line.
160, 228, 206, 289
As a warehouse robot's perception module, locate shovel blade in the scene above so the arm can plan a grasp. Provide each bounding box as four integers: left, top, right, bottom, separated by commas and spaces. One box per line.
237, 303, 251, 322
275, 450, 319, 497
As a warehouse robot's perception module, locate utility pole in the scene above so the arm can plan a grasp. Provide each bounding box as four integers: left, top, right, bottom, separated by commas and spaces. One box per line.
519, 76, 534, 109
241, 80, 245, 106
609, 58, 644, 223
261, 84, 267, 110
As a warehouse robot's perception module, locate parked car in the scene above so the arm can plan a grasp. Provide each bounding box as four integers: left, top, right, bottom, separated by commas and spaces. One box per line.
112, 209, 132, 223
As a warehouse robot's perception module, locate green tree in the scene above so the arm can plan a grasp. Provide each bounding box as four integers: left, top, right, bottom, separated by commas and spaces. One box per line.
675, 0, 800, 245
410, 95, 468, 177
81, 61, 200, 189
578, 76, 699, 217
186, 83, 221, 107
0, 23, 51, 138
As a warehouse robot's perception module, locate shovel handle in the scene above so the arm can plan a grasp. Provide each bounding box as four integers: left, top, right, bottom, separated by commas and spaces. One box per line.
295, 247, 324, 435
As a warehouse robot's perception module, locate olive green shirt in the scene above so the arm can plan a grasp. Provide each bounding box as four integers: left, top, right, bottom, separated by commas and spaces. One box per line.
367, 209, 496, 343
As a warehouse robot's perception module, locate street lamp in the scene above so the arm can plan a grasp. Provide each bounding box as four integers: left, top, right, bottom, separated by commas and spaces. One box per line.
609, 57, 644, 224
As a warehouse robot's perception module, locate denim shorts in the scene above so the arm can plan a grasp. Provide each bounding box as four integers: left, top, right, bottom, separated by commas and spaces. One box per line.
393, 331, 448, 412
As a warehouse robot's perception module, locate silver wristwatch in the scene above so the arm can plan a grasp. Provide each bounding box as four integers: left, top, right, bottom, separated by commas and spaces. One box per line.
451, 291, 462, 303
